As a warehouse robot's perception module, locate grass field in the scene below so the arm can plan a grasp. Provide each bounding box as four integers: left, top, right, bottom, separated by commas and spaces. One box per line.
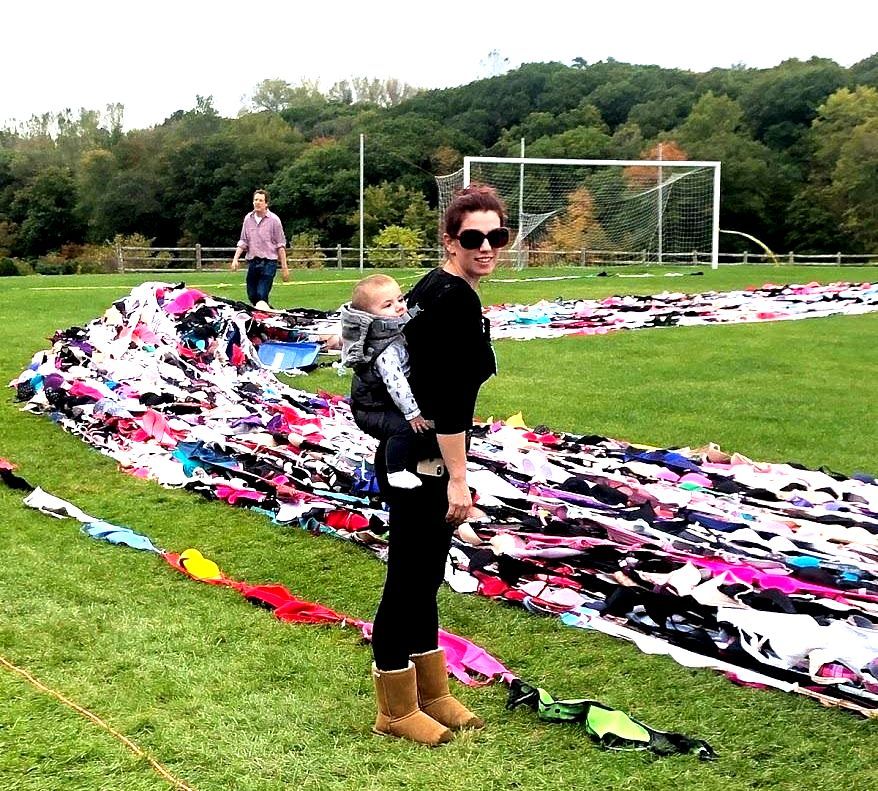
1, 265, 877, 791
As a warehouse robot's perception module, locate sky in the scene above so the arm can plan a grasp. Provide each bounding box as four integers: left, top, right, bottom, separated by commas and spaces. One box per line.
2, 0, 876, 132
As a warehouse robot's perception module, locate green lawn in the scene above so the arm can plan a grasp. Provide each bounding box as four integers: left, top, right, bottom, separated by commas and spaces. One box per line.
0, 265, 876, 791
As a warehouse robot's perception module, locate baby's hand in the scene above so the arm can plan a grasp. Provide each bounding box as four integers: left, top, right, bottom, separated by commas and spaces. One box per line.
409, 415, 430, 433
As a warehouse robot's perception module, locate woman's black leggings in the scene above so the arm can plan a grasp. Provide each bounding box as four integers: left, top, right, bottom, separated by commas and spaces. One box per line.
371, 439, 454, 671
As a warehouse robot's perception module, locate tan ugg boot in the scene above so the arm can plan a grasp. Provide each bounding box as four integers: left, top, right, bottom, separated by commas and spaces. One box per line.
411, 649, 485, 730
372, 662, 453, 746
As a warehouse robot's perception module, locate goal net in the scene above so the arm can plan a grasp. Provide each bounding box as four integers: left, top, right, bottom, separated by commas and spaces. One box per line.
437, 157, 721, 269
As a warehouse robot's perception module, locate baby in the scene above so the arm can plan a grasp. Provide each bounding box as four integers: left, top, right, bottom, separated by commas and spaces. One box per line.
340, 274, 430, 489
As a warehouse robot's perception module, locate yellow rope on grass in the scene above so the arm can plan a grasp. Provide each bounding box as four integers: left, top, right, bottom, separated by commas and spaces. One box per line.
28, 272, 425, 292
0, 654, 199, 791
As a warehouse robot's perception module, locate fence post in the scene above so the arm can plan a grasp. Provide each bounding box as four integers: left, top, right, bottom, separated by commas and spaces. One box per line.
788, 251, 794, 264
116, 243, 125, 273
580, 248, 587, 267
836, 252, 842, 265
195, 244, 203, 271
337, 244, 342, 269
742, 250, 748, 264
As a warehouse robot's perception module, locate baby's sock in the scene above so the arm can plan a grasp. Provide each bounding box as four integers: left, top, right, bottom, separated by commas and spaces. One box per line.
387, 470, 422, 489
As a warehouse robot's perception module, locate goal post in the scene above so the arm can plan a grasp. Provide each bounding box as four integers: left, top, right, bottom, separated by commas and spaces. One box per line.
451, 156, 721, 269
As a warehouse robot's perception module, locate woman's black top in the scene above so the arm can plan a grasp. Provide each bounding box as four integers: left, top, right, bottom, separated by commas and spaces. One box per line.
404, 268, 496, 435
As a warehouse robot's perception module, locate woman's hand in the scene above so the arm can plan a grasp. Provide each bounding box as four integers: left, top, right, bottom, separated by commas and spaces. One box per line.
436, 432, 470, 524
445, 477, 472, 525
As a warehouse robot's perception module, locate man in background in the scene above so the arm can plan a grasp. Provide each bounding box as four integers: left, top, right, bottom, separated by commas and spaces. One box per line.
231, 189, 289, 309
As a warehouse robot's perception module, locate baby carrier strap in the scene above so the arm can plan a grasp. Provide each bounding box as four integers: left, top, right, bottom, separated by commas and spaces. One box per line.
340, 304, 411, 370
403, 269, 459, 336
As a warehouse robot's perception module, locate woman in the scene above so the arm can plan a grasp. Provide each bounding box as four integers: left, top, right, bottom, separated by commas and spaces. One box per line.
369, 184, 508, 745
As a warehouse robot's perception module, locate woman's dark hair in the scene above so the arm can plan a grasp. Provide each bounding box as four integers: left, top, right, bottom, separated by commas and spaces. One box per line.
443, 183, 506, 238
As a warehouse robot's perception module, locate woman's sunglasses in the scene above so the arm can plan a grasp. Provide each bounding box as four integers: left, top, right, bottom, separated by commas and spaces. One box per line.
454, 227, 510, 250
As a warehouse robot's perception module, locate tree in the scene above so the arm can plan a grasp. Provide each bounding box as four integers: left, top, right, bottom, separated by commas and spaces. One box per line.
784, 186, 851, 253
539, 187, 609, 251
516, 112, 564, 141
55, 108, 110, 164
559, 102, 608, 133
609, 122, 644, 159
429, 145, 462, 175
402, 61, 564, 143
280, 94, 341, 138
402, 196, 436, 242
810, 86, 878, 174
497, 102, 607, 151
624, 141, 689, 188
698, 64, 755, 101
105, 103, 125, 142
673, 93, 787, 249
76, 149, 118, 241
158, 110, 303, 244
269, 138, 360, 245
384, 78, 420, 106
850, 52, 878, 88
673, 91, 744, 140
11, 167, 83, 256
627, 92, 693, 140
352, 182, 434, 243
527, 126, 613, 159
287, 231, 326, 268
160, 95, 223, 138
0, 147, 16, 216
369, 225, 425, 267
740, 58, 849, 151
831, 117, 878, 251
244, 79, 324, 114
0, 220, 17, 257
245, 79, 298, 114
328, 78, 420, 107
448, 109, 497, 147
360, 113, 476, 194
787, 86, 878, 252
588, 79, 641, 129
327, 81, 354, 105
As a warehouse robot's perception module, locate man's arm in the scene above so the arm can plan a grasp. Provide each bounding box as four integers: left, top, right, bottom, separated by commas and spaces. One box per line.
277, 245, 289, 282
231, 219, 248, 270
269, 213, 289, 282
231, 242, 246, 271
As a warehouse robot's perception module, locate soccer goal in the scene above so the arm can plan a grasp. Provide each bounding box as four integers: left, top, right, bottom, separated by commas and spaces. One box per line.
437, 157, 721, 269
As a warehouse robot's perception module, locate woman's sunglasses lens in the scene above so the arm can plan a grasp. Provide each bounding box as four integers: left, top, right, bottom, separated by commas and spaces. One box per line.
489, 227, 510, 248
457, 230, 484, 249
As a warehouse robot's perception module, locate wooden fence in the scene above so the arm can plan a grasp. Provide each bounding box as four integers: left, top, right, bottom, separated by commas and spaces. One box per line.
116, 245, 877, 273
116, 245, 447, 272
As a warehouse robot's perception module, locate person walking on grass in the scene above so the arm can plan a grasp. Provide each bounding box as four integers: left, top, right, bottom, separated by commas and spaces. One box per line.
230, 189, 289, 309
369, 184, 509, 745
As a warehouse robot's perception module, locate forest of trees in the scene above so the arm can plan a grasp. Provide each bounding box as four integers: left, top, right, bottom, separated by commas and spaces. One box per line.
1, 53, 877, 268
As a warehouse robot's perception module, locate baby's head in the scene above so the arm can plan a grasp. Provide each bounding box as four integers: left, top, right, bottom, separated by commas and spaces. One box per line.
351, 274, 406, 319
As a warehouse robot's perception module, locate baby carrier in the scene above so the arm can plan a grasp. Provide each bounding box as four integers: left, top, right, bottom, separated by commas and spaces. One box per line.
340, 303, 419, 412
341, 271, 460, 413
